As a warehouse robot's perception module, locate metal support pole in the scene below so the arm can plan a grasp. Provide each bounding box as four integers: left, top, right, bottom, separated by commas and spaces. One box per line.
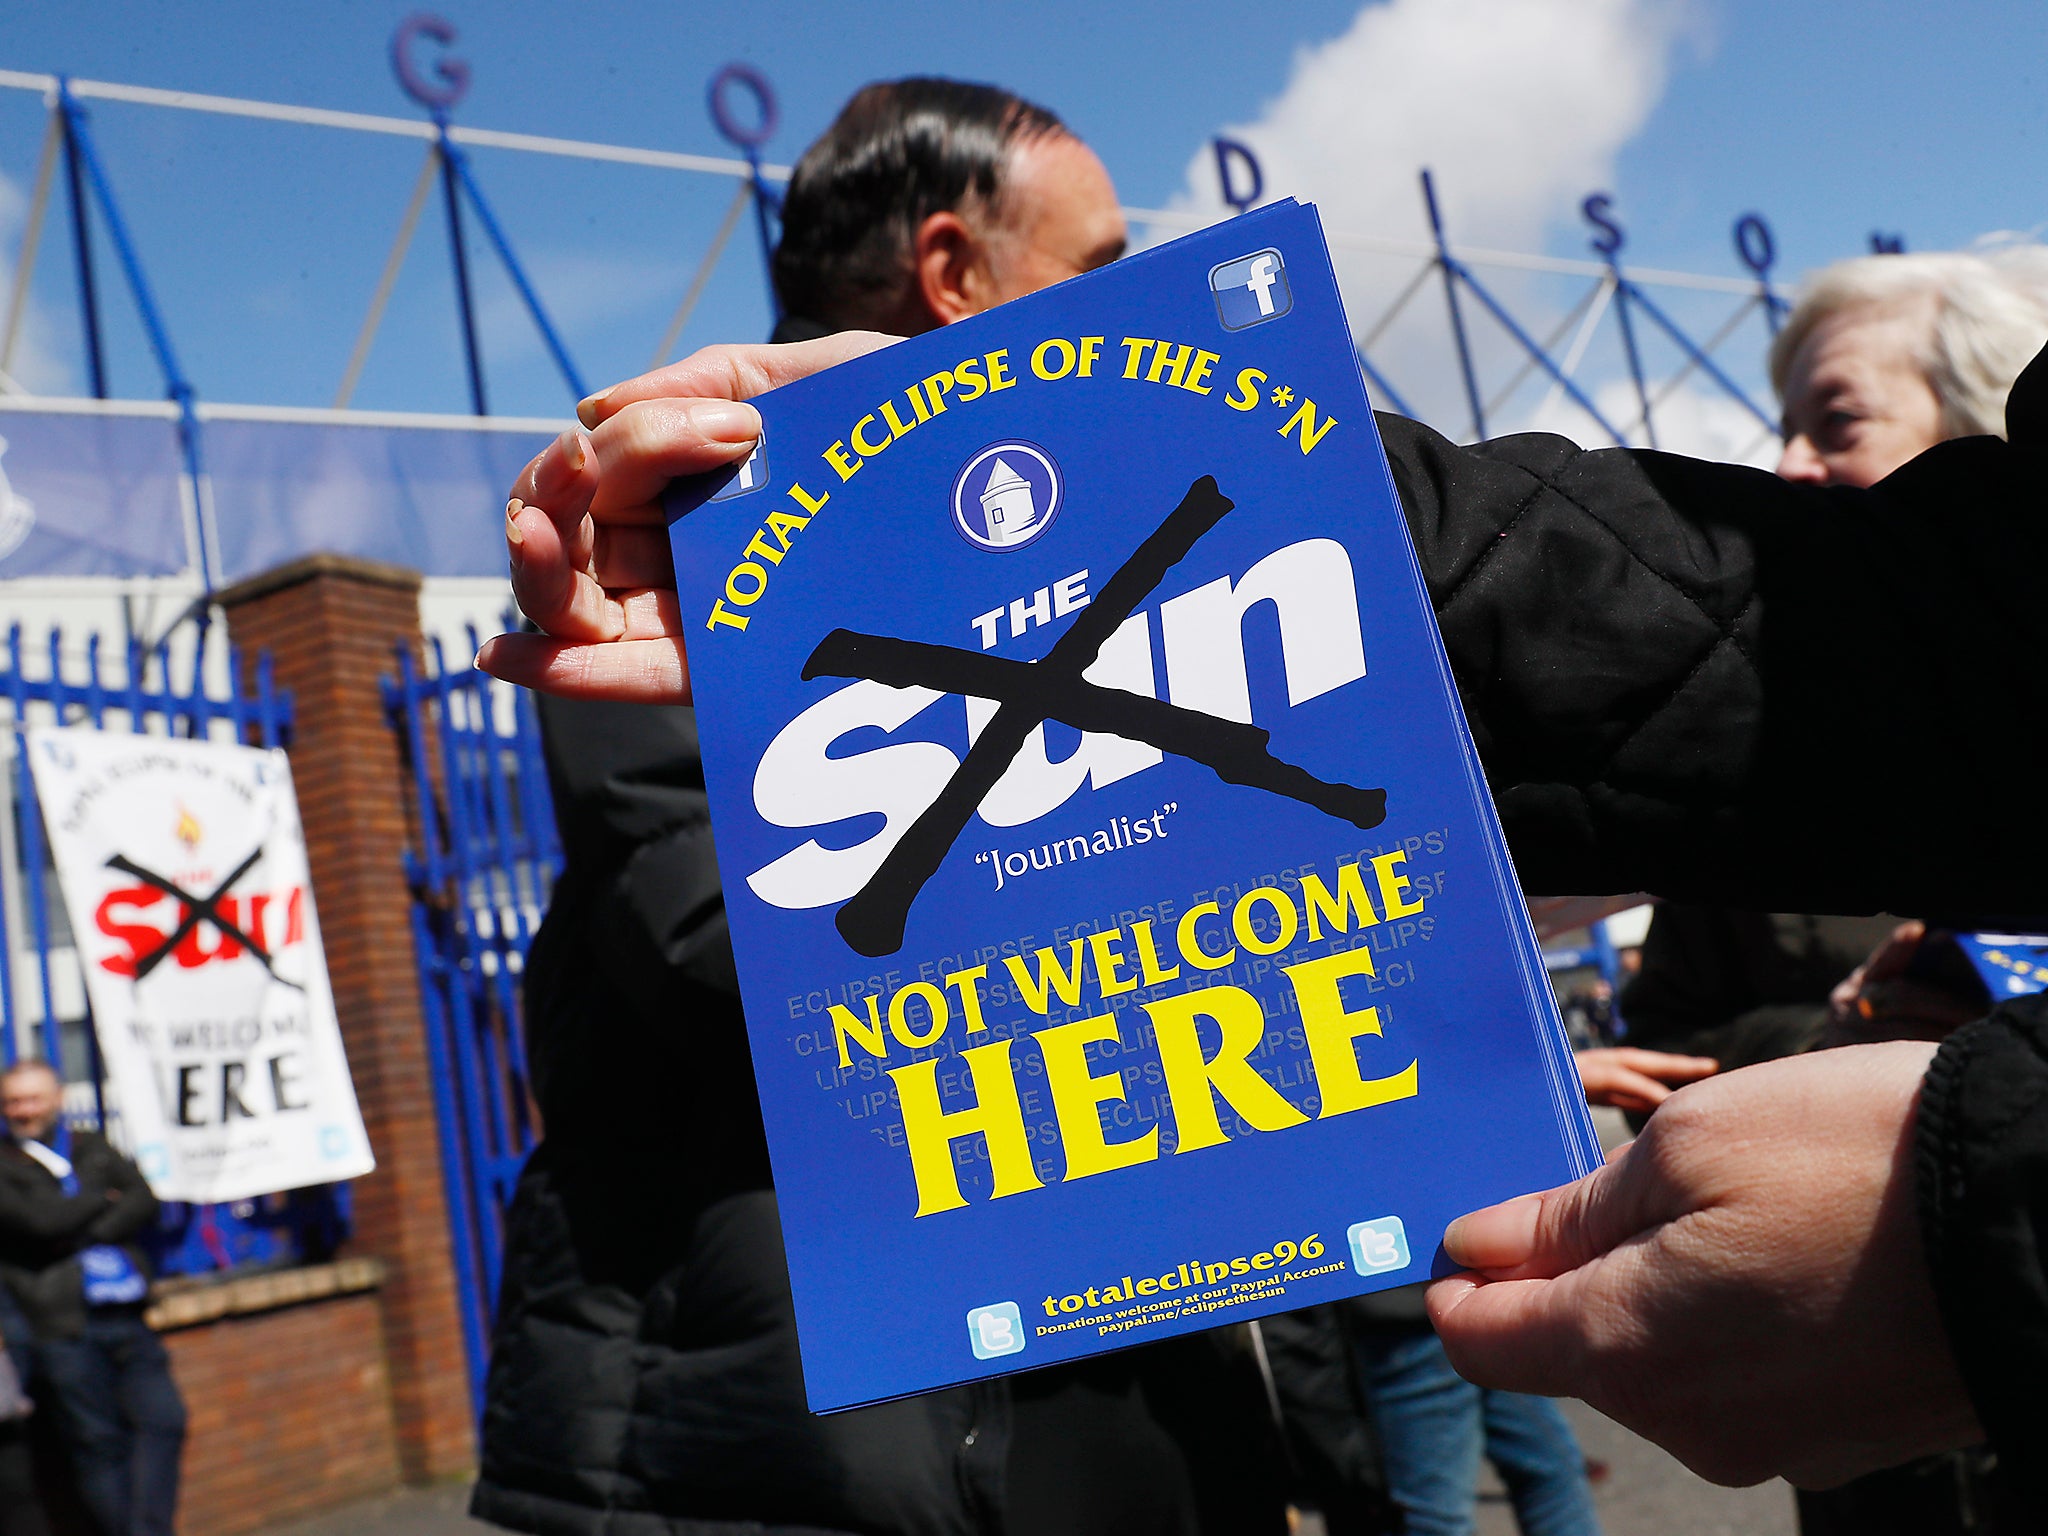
708, 64, 781, 325
1447, 259, 1625, 444
1621, 280, 1779, 436
1610, 264, 1656, 448
56, 85, 220, 599
57, 86, 106, 399
649, 180, 749, 371
437, 123, 488, 416
1489, 276, 1606, 420
1646, 293, 1761, 412
1420, 171, 1485, 442
747, 152, 781, 324
442, 137, 588, 402
0, 727, 26, 1066
173, 387, 217, 657
1, 106, 60, 386
335, 144, 440, 409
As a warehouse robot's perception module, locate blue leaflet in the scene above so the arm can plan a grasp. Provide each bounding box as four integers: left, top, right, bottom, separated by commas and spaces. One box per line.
668, 201, 1601, 1412
1958, 934, 2048, 999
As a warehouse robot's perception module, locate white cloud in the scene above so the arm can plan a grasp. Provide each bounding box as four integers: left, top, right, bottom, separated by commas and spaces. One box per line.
1173, 0, 1693, 247
1160, 0, 1738, 448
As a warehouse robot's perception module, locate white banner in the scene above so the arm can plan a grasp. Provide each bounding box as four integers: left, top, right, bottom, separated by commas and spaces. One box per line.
26, 727, 375, 1203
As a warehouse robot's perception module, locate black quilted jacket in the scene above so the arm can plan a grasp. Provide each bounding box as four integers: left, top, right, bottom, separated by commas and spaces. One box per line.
473, 370, 2048, 1530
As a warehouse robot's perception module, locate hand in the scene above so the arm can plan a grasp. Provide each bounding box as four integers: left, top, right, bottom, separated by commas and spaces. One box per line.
475, 333, 898, 702
1426, 1043, 1981, 1488
1573, 1047, 1717, 1114
1826, 920, 1988, 1045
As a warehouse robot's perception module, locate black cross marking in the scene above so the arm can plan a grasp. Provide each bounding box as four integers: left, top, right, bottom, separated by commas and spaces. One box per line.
105, 847, 305, 991
802, 474, 1387, 958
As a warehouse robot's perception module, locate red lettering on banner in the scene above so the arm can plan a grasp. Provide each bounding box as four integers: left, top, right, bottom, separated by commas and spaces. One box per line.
95, 887, 167, 978
92, 883, 307, 977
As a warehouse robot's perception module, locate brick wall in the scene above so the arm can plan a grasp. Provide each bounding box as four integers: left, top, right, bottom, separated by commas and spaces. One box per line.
217, 555, 476, 1478
164, 1291, 403, 1536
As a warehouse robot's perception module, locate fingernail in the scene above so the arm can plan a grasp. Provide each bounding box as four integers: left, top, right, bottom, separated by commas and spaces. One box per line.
576, 388, 612, 430
505, 499, 525, 548
693, 400, 761, 444
1441, 1215, 1475, 1264
534, 431, 591, 500
1441, 1195, 1541, 1269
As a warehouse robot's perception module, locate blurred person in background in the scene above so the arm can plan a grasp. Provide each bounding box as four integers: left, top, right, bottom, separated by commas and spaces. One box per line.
0, 1060, 180, 1536
0, 1281, 50, 1536
1619, 241, 2048, 1535
471, 79, 1312, 1536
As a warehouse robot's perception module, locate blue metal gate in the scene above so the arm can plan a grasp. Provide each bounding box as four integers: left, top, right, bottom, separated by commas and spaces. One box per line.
385, 631, 558, 1408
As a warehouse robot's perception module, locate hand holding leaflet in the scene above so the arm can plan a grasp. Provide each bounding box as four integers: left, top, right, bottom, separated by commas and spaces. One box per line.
479, 333, 894, 702
1428, 1042, 1979, 1488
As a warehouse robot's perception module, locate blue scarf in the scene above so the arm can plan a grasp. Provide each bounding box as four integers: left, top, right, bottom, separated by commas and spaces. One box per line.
19, 1122, 149, 1307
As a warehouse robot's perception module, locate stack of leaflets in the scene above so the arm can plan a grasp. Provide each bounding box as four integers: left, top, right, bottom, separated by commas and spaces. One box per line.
667, 200, 1602, 1412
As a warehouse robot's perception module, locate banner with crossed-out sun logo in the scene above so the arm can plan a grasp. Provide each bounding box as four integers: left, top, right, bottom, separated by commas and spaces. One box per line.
26, 727, 375, 1203
667, 200, 1602, 1412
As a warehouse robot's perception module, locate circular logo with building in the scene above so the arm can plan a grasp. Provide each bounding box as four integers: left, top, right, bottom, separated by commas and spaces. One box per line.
951, 441, 1061, 552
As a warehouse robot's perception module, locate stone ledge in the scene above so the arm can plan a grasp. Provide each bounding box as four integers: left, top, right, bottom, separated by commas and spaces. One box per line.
215, 553, 423, 607
147, 1256, 387, 1333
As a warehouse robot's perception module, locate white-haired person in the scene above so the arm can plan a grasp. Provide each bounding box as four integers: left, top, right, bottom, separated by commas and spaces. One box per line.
1774, 242, 2048, 487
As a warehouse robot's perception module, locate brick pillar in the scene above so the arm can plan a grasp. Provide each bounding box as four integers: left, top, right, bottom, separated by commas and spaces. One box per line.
216, 554, 475, 1478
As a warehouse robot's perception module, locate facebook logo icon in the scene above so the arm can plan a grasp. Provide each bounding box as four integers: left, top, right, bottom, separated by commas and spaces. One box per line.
1209, 248, 1293, 330
709, 430, 768, 501
1347, 1217, 1412, 1276
965, 1302, 1027, 1360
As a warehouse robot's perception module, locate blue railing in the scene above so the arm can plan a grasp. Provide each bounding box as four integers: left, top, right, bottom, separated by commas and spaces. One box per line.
0, 621, 342, 1274
385, 629, 558, 1411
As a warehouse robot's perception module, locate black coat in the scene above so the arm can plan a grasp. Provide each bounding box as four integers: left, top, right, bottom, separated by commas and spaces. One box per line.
0, 1132, 158, 1341
476, 350, 2048, 1526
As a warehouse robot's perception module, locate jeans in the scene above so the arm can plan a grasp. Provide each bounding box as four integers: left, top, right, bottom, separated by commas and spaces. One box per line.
1355, 1325, 1599, 1536
35, 1312, 185, 1536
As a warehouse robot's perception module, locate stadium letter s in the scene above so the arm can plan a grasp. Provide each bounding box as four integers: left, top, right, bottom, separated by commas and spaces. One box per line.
745, 680, 958, 909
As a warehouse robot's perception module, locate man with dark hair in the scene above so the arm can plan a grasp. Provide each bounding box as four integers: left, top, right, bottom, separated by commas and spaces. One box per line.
0, 1060, 181, 1536
769, 79, 1124, 341
472, 81, 1298, 1536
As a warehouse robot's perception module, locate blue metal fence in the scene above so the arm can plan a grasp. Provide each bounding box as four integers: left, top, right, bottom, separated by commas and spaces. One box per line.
0, 620, 346, 1273
385, 630, 558, 1410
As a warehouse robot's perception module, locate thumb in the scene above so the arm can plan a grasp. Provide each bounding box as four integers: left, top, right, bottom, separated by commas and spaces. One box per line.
1426, 1268, 1601, 1399
1442, 1140, 1676, 1281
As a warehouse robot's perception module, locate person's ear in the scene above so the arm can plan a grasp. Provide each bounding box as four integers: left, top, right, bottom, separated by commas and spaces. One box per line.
913, 210, 997, 326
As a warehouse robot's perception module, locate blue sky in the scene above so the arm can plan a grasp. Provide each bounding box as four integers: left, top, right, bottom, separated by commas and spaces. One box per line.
0, 0, 2039, 439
